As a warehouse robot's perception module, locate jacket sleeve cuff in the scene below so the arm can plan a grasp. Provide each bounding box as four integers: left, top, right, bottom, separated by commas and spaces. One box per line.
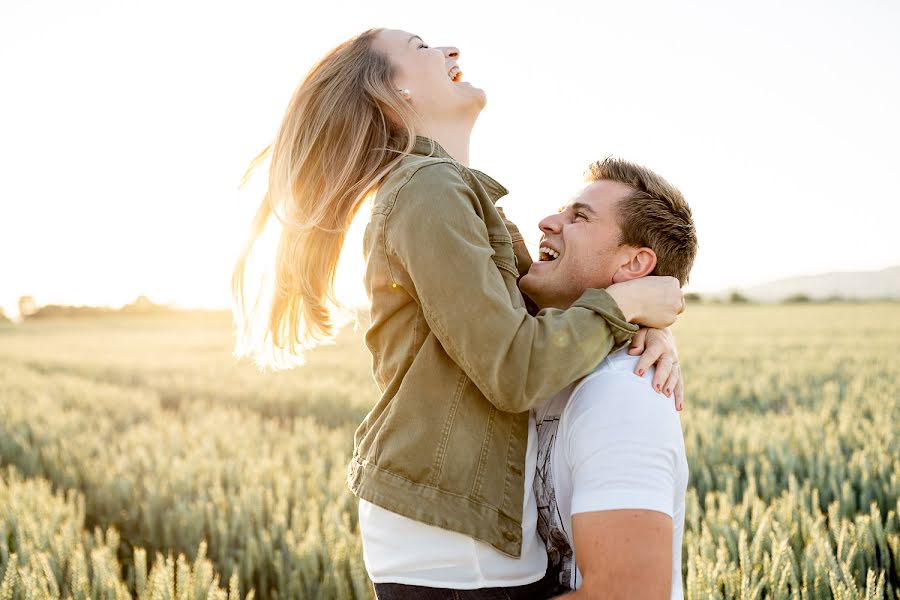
571, 287, 640, 345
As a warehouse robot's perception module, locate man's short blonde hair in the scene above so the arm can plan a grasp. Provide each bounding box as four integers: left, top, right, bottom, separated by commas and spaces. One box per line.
587, 158, 698, 285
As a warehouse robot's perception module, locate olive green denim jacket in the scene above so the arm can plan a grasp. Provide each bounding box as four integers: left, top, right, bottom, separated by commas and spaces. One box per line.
347, 136, 639, 556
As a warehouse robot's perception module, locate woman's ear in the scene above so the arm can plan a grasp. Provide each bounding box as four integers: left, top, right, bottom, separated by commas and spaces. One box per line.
612, 247, 657, 283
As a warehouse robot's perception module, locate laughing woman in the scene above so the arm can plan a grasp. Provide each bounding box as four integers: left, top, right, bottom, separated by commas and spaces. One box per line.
232, 28, 685, 600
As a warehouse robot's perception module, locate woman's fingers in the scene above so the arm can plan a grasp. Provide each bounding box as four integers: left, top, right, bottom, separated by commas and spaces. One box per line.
651, 355, 674, 392
628, 328, 648, 357
674, 373, 685, 411
663, 363, 681, 400
634, 340, 663, 377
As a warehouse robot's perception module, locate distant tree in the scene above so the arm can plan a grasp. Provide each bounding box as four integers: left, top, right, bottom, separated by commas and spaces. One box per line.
121, 295, 170, 314
18, 296, 37, 319
684, 292, 703, 304
134, 295, 154, 309
728, 291, 750, 304
31, 304, 116, 318
783, 293, 811, 304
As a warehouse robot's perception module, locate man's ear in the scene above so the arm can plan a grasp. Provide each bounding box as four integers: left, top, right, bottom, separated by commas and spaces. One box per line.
611, 247, 657, 283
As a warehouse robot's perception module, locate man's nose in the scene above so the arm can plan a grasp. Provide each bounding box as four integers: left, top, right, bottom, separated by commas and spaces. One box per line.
539, 214, 563, 234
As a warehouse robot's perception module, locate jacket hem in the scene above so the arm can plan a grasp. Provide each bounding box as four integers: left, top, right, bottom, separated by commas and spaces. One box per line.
348, 456, 525, 557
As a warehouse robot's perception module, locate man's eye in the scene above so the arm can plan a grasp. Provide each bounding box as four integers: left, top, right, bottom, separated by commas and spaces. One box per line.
419, 43, 429, 49
575, 212, 587, 220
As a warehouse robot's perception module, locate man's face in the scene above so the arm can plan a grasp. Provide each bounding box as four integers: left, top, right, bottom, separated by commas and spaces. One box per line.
519, 180, 635, 310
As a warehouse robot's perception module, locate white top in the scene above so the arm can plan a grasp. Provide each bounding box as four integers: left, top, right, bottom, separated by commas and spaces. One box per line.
357, 413, 548, 588
533, 347, 688, 598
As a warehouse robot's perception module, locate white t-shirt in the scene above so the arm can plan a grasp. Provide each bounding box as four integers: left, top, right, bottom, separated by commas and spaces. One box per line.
533, 347, 688, 598
357, 413, 548, 588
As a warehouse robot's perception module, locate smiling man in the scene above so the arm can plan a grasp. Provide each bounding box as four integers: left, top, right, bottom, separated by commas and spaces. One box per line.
519, 158, 698, 599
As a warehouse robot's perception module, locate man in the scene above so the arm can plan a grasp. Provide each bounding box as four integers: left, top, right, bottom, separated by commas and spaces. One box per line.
518, 157, 698, 599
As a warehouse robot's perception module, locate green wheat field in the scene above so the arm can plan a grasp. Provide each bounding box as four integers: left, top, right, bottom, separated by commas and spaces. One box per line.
1, 303, 898, 600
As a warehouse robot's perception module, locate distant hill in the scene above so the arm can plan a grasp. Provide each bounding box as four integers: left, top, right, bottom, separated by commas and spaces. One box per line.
735, 266, 900, 302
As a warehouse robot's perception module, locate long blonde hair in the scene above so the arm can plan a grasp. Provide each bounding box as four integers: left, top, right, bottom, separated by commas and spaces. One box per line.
232, 28, 417, 370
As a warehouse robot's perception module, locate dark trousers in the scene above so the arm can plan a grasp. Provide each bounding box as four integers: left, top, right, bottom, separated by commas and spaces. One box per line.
373, 563, 565, 600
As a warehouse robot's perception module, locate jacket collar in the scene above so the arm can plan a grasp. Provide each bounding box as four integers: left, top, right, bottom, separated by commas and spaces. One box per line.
410, 136, 509, 204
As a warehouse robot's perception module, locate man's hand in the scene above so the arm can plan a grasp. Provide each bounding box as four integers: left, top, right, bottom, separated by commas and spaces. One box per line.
605, 277, 684, 329
628, 327, 684, 411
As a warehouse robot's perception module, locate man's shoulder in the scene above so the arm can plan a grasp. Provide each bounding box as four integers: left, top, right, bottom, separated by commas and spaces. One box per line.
572, 347, 657, 401
597, 345, 653, 374
562, 347, 675, 436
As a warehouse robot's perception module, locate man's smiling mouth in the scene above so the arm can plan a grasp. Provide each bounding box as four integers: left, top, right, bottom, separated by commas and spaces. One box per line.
539, 245, 560, 261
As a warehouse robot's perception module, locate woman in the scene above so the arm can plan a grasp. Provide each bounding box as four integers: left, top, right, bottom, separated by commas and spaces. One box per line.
232, 28, 684, 599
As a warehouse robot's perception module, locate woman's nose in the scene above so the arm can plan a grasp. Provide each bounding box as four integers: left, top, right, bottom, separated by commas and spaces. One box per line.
443, 46, 460, 59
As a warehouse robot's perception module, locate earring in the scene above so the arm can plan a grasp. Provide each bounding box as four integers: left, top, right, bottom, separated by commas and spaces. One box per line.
398, 88, 411, 99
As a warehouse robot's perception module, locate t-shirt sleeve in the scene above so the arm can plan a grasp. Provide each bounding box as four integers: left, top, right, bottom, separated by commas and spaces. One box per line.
563, 371, 682, 518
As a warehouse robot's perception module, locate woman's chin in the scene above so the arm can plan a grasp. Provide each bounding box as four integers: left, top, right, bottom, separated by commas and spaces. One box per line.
452, 81, 486, 107
472, 86, 487, 108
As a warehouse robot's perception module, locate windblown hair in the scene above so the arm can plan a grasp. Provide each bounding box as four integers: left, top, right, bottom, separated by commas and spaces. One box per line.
586, 158, 698, 285
232, 28, 417, 369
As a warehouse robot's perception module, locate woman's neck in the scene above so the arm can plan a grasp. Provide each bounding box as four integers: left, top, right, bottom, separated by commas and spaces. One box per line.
418, 119, 474, 167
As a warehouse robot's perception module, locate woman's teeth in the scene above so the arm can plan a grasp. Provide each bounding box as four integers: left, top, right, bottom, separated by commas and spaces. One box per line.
448, 67, 462, 82
539, 246, 559, 261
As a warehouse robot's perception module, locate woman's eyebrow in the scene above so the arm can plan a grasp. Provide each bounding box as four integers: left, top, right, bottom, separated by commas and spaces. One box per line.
408, 35, 423, 44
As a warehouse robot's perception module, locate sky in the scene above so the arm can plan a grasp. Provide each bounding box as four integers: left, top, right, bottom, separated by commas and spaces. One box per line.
1, 0, 898, 317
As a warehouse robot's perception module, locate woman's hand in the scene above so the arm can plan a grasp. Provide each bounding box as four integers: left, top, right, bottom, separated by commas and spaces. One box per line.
628, 327, 684, 411
606, 276, 684, 329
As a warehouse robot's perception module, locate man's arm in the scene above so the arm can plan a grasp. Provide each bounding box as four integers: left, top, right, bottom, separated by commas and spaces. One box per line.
557, 510, 672, 599
552, 369, 682, 598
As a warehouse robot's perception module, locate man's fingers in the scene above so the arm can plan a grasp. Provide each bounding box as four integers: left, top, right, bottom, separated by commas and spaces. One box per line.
628, 328, 648, 357
651, 355, 674, 392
